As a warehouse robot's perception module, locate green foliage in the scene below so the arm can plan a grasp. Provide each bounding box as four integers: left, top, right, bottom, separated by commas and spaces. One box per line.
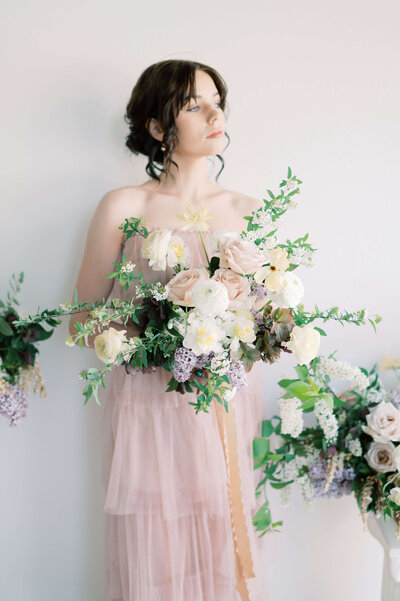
0, 273, 55, 384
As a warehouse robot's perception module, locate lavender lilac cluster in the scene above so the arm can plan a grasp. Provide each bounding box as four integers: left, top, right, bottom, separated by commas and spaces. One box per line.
250, 282, 267, 300
0, 384, 28, 428
173, 348, 214, 383
228, 361, 248, 391
308, 460, 355, 498
250, 308, 265, 326
173, 348, 248, 391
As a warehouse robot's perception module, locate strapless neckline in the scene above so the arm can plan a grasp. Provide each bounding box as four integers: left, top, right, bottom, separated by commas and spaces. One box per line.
146, 225, 215, 234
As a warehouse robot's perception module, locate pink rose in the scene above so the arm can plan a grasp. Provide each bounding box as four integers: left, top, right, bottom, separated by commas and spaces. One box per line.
211, 268, 252, 310
167, 267, 210, 306
220, 239, 266, 275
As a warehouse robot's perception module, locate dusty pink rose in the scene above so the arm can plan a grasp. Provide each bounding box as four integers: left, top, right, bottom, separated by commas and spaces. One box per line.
220, 239, 266, 275
167, 267, 210, 306
211, 268, 252, 310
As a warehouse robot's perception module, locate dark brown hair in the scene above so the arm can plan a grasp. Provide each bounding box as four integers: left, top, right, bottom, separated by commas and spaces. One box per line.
124, 59, 230, 182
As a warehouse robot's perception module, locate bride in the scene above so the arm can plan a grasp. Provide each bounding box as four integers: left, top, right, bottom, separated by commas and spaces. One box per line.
69, 59, 265, 601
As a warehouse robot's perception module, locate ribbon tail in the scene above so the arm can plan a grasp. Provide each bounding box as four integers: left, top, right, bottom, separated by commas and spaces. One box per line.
213, 397, 255, 600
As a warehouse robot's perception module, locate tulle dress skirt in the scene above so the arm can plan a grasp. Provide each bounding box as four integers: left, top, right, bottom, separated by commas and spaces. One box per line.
100, 363, 265, 601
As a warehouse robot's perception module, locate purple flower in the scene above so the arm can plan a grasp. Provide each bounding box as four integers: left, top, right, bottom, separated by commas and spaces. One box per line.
250, 283, 267, 300
0, 384, 28, 428
309, 461, 328, 480
228, 361, 248, 391
173, 347, 198, 383
342, 466, 356, 480
194, 352, 214, 369
310, 464, 355, 499
250, 308, 265, 326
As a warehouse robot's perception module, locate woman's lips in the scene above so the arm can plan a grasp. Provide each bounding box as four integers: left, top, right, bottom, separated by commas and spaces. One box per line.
206, 130, 224, 138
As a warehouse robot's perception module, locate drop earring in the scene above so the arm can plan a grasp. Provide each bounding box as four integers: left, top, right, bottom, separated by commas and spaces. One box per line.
160, 143, 166, 151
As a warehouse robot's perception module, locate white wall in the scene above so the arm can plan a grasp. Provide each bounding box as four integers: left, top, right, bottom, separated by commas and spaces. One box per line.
1, 1, 399, 599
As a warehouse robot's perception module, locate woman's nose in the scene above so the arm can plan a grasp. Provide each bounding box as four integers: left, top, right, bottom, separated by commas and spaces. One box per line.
208, 108, 220, 123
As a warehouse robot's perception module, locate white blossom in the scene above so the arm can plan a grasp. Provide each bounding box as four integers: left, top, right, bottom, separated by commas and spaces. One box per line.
348, 438, 362, 457
316, 356, 370, 393
210, 354, 231, 375
120, 261, 135, 274
279, 397, 304, 437
223, 386, 237, 403
149, 282, 169, 301
314, 398, 338, 445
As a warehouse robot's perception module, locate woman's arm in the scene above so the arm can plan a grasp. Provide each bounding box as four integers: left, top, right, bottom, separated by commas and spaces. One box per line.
68, 190, 141, 349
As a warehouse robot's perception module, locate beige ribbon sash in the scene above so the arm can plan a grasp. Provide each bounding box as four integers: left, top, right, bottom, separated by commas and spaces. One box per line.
213, 396, 255, 600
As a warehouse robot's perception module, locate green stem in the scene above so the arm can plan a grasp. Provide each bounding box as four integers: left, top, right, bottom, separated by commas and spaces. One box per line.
383, 473, 398, 495
199, 231, 210, 267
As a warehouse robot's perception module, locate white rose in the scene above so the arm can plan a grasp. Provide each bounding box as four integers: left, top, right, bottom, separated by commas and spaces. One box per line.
268, 272, 305, 308
142, 229, 172, 271
389, 487, 400, 506
365, 441, 396, 473
191, 279, 230, 317
361, 402, 400, 442
282, 324, 320, 365
209, 229, 240, 255
183, 313, 227, 356
167, 235, 191, 268
94, 327, 127, 364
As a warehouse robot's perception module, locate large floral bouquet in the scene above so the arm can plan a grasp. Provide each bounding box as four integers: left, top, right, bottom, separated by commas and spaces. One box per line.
13, 168, 380, 416
254, 354, 400, 537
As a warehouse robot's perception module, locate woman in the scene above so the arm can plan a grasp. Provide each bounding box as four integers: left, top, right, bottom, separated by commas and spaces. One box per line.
70, 59, 265, 601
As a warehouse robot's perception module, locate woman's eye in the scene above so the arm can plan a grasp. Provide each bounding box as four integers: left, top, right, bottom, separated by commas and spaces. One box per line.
187, 102, 222, 112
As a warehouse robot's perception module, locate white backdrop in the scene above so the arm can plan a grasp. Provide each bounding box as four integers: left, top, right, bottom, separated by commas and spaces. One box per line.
1, 1, 399, 600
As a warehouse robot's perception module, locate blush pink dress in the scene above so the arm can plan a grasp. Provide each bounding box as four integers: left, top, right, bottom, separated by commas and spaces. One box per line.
100, 227, 265, 601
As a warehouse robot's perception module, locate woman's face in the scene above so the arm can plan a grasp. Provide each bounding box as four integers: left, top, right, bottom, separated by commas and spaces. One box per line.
174, 69, 225, 158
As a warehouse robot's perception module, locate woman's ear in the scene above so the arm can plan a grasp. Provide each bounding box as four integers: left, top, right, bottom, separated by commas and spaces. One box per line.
146, 118, 164, 142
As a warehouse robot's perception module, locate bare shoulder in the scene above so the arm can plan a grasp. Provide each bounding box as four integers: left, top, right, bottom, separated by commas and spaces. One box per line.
221, 188, 261, 218
97, 185, 146, 234
235, 192, 261, 214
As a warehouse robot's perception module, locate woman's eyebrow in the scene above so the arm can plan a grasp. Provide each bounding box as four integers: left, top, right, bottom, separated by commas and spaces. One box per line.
183, 92, 220, 102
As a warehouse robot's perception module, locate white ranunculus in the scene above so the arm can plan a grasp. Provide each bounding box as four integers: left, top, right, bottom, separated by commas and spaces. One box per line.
362, 402, 400, 443
268, 271, 305, 308
94, 327, 127, 364
282, 324, 320, 365
182, 313, 227, 356
209, 229, 240, 255
191, 279, 230, 318
365, 441, 396, 473
389, 487, 400, 506
142, 229, 172, 271
167, 235, 191, 268
220, 309, 256, 353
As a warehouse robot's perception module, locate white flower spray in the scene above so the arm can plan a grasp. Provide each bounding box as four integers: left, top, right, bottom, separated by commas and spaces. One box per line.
314, 399, 338, 446
279, 397, 304, 437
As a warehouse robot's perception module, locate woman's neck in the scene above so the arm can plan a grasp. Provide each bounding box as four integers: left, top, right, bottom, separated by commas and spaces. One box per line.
143, 155, 221, 203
